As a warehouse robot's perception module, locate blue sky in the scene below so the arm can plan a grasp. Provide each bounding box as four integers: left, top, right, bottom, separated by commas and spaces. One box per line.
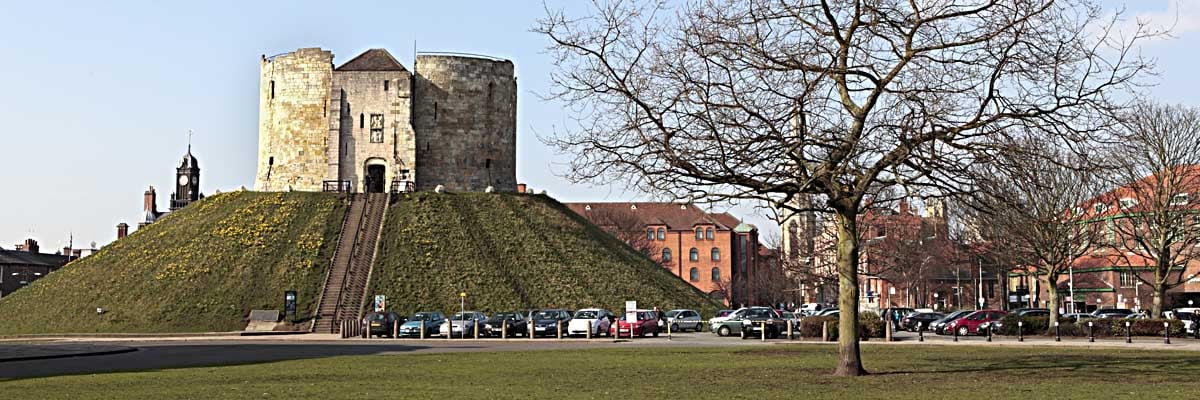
0, 0, 1196, 251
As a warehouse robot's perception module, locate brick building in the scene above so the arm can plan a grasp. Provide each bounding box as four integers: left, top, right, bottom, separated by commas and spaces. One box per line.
1010, 166, 1200, 313
0, 239, 71, 298
565, 202, 763, 306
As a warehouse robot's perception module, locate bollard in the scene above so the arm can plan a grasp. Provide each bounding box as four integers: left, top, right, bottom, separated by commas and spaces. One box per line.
557, 320, 563, 340
787, 320, 794, 340
1088, 321, 1094, 343
1125, 321, 1132, 344
1164, 321, 1171, 345
474, 320, 480, 340
1055, 321, 1061, 342
528, 321, 534, 340
986, 323, 992, 342
501, 320, 507, 339
1018, 321, 1024, 342
420, 320, 426, 340
667, 319, 672, 341
918, 322, 924, 342
953, 324, 958, 342
587, 322, 593, 340
394, 320, 399, 339
361, 321, 367, 339
761, 321, 767, 342
886, 320, 893, 342
446, 321, 451, 341
821, 321, 828, 342
340, 320, 346, 339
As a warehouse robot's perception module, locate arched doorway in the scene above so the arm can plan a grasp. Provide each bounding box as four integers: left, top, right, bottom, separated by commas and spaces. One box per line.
365, 164, 386, 193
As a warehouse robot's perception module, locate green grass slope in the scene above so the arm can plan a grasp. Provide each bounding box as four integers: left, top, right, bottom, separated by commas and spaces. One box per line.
0, 192, 346, 334
368, 193, 722, 317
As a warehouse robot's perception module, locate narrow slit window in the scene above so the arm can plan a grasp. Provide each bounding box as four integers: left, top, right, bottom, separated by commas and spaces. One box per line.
383, 80, 389, 91
360, 113, 365, 129
269, 81, 275, 99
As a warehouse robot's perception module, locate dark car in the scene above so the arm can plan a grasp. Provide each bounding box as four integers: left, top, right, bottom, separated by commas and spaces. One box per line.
930, 310, 973, 335
363, 311, 405, 338
483, 311, 528, 337
989, 308, 1050, 332
1092, 308, 1134, 319
530, 309, 573, 337
739, 307, 787, 339
900, 312, 944, 332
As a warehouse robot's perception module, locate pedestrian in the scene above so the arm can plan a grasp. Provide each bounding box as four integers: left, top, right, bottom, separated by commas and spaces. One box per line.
1191, 309, 1200, 339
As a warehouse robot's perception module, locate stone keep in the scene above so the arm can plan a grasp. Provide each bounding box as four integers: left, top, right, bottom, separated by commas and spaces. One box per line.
254, 48, 517, 193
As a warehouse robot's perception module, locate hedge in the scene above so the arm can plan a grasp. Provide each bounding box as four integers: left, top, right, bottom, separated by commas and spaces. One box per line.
798, 314, 885, 340
997, 316, 1186, 337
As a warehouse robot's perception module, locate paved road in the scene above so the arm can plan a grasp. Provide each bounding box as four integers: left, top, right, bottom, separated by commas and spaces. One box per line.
4, 330, 1199, 380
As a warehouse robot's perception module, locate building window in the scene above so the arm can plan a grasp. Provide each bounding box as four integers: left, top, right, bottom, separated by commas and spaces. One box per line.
711, 247, 721, 261
689, 267, 699, 282
647, 229, 654, 240
689, 248, 699, 261
360, 113, 365, 129
695, 228, 703, 240
434, 102, 438, 121
1172, 193, 1190, 206
383, 80, 389, 91
706, 228, 714, 240
269, 81, 275, 99
369, 114, 384, 143
1093, 203, 1108, 214
1119, 198, 1138, 209
662, 248, 672, 261
711, 267, 720, 281
1120, 271, 1138, 288
657, 228, 665, 240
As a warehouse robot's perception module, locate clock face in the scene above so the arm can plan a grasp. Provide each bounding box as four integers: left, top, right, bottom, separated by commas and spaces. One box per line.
178, 175, 189, 186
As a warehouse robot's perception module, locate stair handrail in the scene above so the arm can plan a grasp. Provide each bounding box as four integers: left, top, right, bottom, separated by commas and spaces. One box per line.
310, 193, 356, 333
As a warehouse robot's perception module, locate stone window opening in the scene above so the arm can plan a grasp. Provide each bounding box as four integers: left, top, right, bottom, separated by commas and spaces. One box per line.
383, 80, 389, 91
434, 102, 438, 121
369, 114, 384, 143
360, 113, 365, 129
269, 81, 275, 99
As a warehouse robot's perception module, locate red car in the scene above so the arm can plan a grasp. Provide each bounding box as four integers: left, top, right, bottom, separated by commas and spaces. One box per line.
611, 310, 660, 338
946, 310, 1007, 336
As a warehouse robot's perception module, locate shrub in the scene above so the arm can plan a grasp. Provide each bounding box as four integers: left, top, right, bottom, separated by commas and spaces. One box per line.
1110, 319, 1184, 337
997, 315, 1071, 336
797, 314, 883, 340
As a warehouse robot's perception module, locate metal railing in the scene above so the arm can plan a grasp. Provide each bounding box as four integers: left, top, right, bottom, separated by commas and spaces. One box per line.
323, 180, 353, 193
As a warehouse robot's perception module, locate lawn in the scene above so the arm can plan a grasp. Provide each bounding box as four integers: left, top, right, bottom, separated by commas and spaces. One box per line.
3, 345, 1198, 399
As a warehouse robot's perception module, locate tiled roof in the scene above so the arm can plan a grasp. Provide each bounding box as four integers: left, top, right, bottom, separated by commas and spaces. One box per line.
564, 202, 744, 231
0, 249, 70, 267
335, 49, 407, 72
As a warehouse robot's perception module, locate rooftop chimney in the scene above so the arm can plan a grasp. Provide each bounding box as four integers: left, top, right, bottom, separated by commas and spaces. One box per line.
22, 238, 39, 253
117, 223, 129, 240
144, 186, 158, 215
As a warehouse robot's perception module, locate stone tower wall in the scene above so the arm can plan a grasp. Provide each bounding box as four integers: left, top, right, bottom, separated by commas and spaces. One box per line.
413, 54, 517, 192
332, 70, 416, 192
255, 48, 334, 192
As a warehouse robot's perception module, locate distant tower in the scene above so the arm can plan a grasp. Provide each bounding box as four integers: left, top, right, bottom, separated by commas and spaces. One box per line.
171, 142, 200, 211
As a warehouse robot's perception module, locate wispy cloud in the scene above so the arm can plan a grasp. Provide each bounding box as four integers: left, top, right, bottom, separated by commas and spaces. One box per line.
1124, 0, 1200, 40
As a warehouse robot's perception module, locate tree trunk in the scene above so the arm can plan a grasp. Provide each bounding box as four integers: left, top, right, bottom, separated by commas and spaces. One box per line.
1045, 272, 1060, 333
1152, 284, 1165, 318
833, 208, 867, 376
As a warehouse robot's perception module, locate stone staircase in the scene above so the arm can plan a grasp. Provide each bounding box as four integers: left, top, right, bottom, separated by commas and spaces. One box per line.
311, 193, 389, 333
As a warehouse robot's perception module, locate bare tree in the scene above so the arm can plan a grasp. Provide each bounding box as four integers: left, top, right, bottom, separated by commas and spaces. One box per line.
962, 145, 1105, 325
1104, 101, 1200, 317
536, 0, 1150, 375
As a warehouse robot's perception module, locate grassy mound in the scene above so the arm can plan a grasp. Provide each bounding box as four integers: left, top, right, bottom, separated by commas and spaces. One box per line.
0, 192, 346, 334
368, 193, 722, 316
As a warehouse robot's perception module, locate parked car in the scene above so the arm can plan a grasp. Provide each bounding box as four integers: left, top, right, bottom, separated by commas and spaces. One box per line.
711, 307, 779, 337
483, 311, 528, 337
363, 311, 405, 338
814, 308, 840, 317
930, 310, 973, 335
1165, 308, 1197, 334
946, 310, 1007, 336
900, 312, 944, 332
739, 307, 787, 339
530, 309, 573, 337
1091, 308, 1134, 319
799, 303, 825, 316
879, 308, 916, 330
710, 309, 737, 324
1062, 313, 1092, 322
398, 311, 447, 338
442, 311, 488, 338
612, 310, 660, 338
664, 309, 704, 332
988, 308, 1049, 332
568, 308, 613, 337
780, 312, 802, 332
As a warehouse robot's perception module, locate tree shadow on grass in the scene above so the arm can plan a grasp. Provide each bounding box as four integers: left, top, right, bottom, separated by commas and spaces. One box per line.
870, 353, 1200, 376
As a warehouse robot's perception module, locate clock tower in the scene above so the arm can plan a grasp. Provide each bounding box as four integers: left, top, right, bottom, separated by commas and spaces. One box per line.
171, 144, 201, 211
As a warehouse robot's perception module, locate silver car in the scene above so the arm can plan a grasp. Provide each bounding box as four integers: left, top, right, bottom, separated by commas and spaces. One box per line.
665, 309, 703, 332
443, 311, 488, 338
